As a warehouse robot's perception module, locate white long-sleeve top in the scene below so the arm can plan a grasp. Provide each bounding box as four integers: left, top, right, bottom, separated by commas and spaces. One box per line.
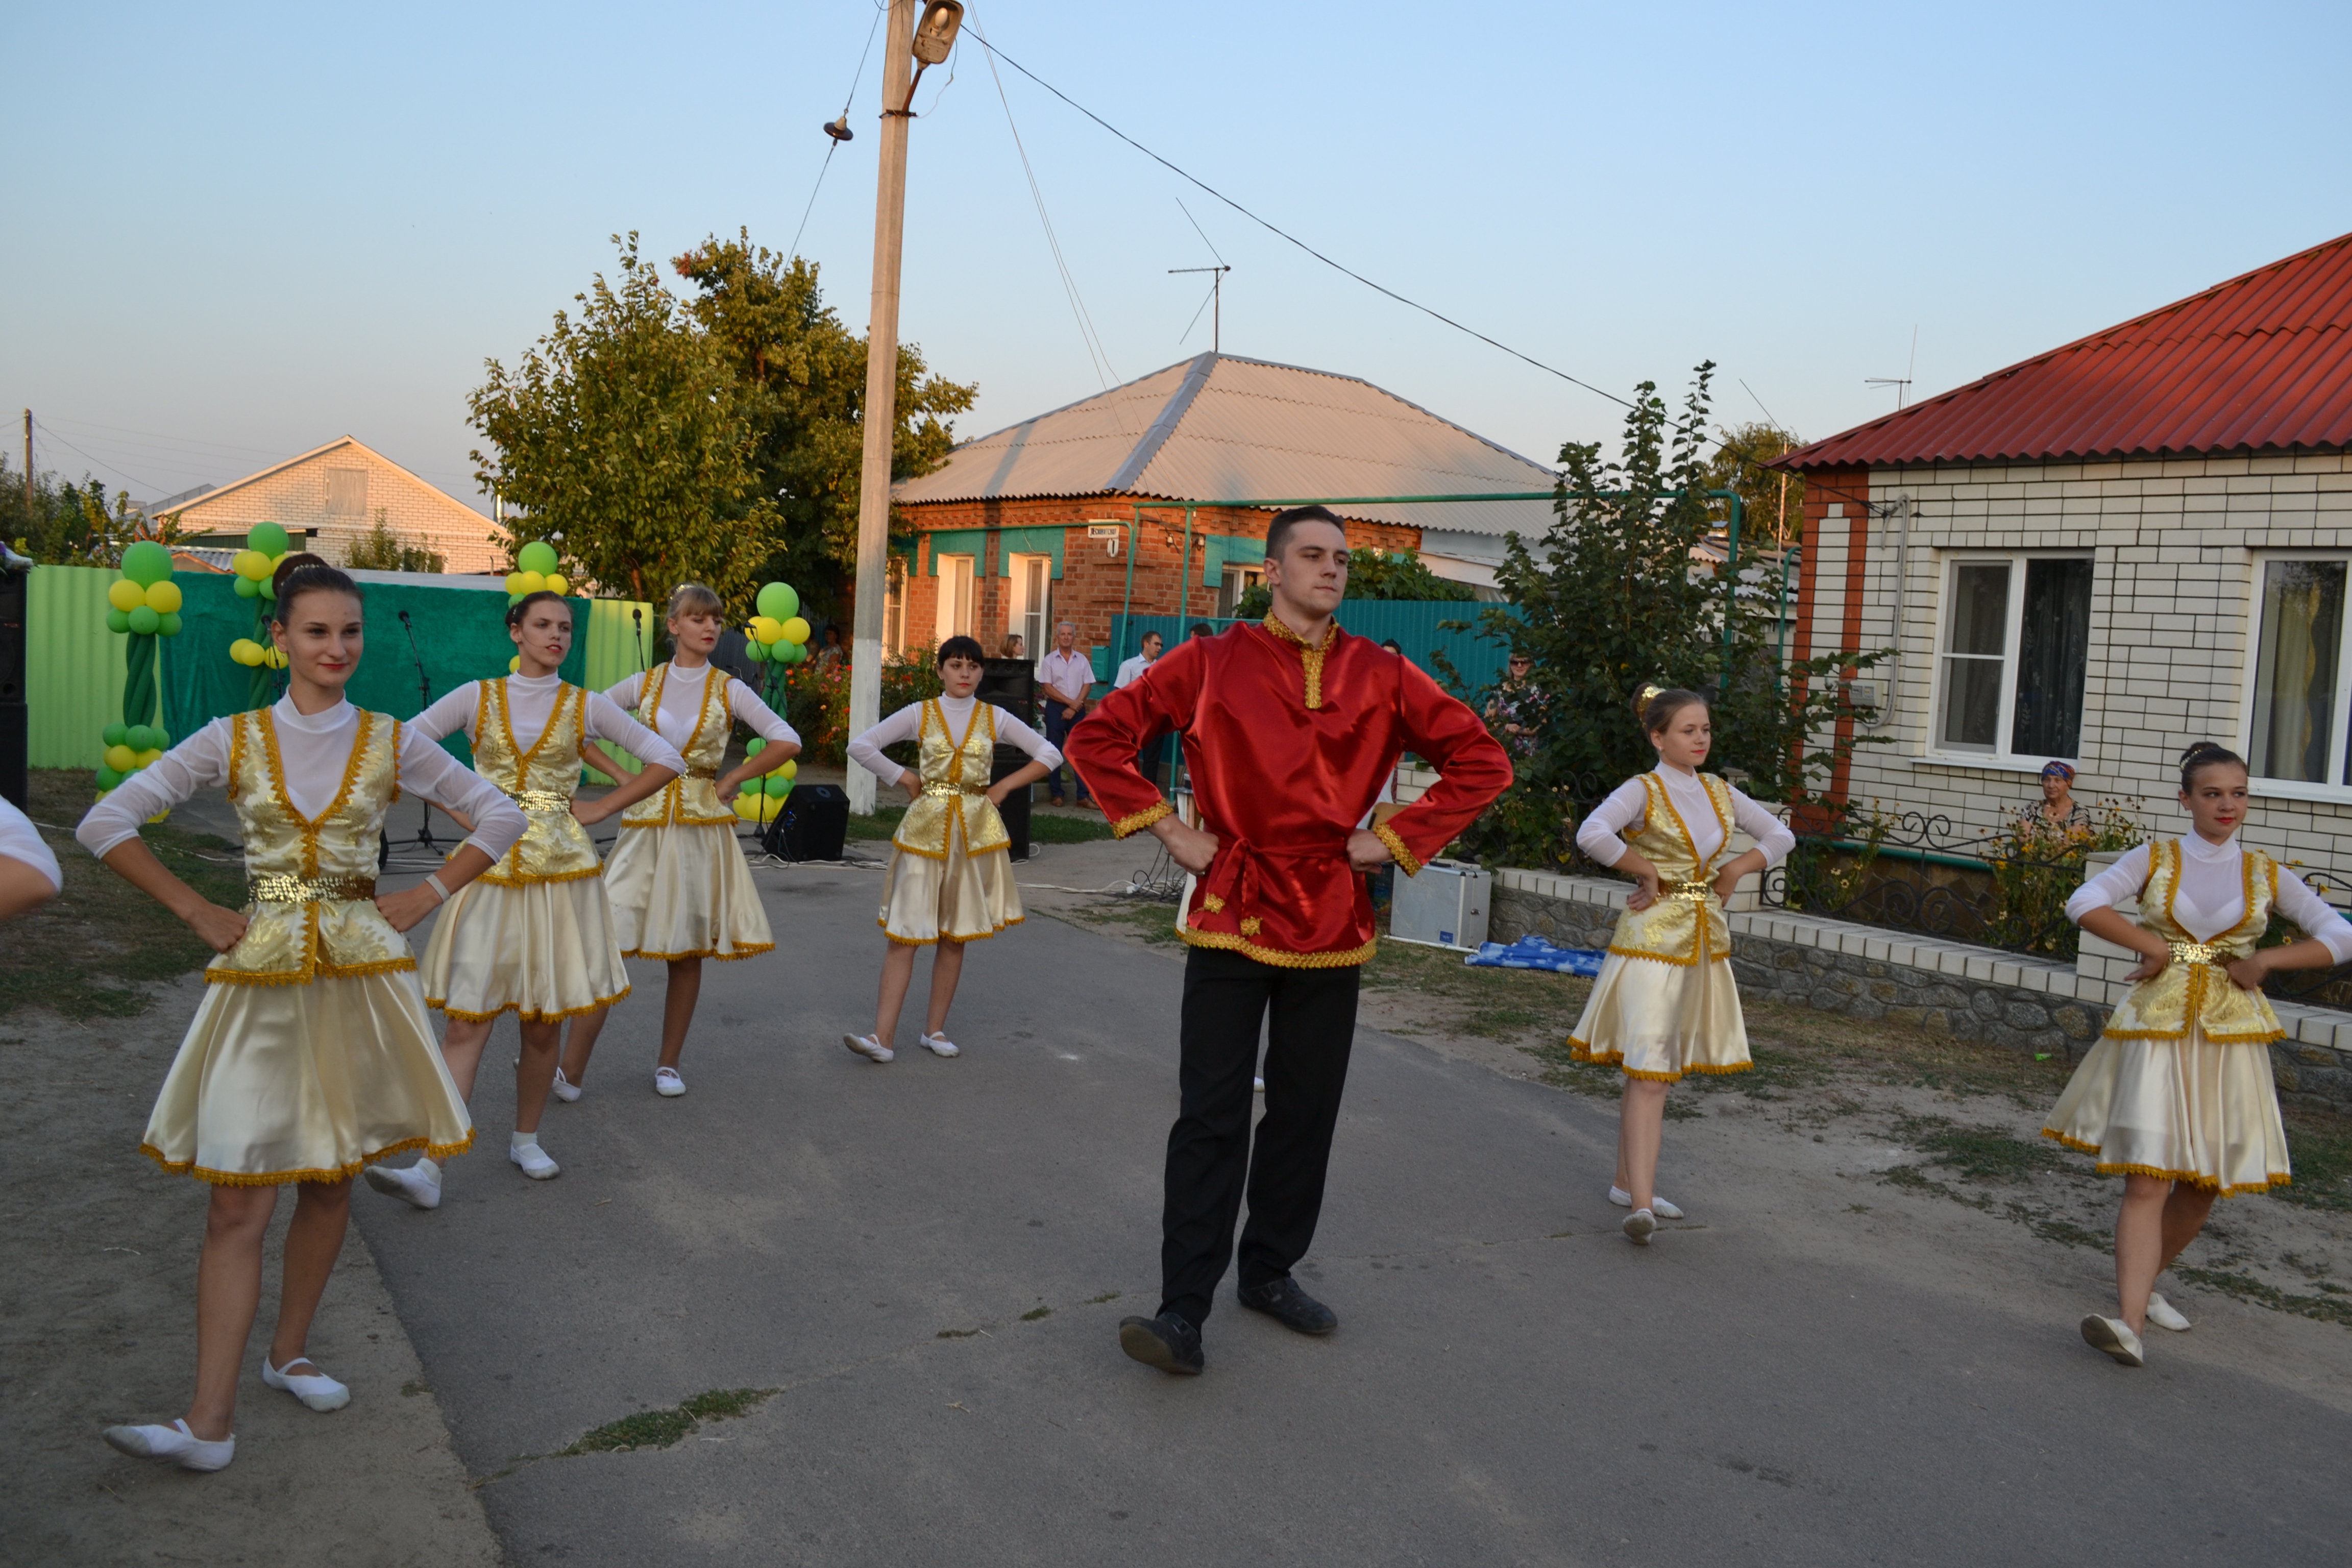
2066, 835, 2352, 962
77, 697, 529, 865
408, 673, 686, 776
1576, 767, 1796, 870
602, 663, 799, 753
846, 696, 1062, 786
1, 796, 63, 893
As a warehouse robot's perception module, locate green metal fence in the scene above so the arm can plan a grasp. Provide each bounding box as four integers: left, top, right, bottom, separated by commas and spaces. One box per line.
1107, 600, 1525, 699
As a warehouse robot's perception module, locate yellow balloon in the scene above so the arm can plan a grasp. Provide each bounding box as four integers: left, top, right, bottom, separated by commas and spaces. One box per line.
105, 744, 136, 772
755, 619, 783, 646
518, 571, 547, 594
505, 572, 529, 595
778, 758, 797, 779
135, 748, 163, 768
544, 574, 569, 597
229, 639, 256, 666
233, 549, 273, 580
781, 616, 811, 646
509, 655, 522, 673
733, 793, 758, 821
107, 579, 145, 612
144, 580, 183, 614
760, 792, 785, 822
266, 647, 288, 669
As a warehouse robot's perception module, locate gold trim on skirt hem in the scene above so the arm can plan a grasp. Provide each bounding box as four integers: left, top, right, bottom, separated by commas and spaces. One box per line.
138, 1128, 476, 1187
2037, 1128, 2291, 1195
623, 942, 776, 962
879, 914, 1023, 947
428, 986, 630, 1023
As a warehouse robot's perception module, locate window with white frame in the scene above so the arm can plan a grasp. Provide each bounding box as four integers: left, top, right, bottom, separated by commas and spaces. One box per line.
1007, 553, 1051, 662
884, 557, 907, 653
2246, 556, 2350, 785
1216, 563, 1264, 618
1932, 555, 2094, 760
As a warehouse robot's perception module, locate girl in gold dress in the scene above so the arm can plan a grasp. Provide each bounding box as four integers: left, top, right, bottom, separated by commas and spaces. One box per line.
2050, 741, 2352, 1367
841, 635, 1060, 1062
1568, 689, 1793, 1245
364, 591, 682, 1207
78, 558, 527, 1473
570, 583, 798, 1097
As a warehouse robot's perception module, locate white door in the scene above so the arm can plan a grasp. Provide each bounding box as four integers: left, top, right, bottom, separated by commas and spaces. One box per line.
935, 554, 975, 643
1008, 553, 1051, 661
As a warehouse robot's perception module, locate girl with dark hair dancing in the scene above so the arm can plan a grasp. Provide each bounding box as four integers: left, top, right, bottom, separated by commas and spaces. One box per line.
2049, 741, 2352, 1367
1569, 688, 1794, 1245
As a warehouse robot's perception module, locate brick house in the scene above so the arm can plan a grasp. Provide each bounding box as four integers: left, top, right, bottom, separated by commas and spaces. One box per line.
888, 353, 1555, 661
1777, 231, 2352, 866
154, 435, 506, 574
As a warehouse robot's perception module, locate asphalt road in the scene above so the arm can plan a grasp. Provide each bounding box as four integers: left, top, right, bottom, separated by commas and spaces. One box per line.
350, 838, 2352, 1567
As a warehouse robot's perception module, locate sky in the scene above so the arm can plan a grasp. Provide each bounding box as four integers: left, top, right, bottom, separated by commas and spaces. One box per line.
7, 1, 2350, 519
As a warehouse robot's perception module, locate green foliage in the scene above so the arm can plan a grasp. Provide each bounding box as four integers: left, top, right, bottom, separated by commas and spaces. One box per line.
1442, 364, 1883, 870
468, 234, 784, 608
556, 1387, 778, 1455
1983, 800, 2145, 955
1, 457, 147, 566
1698, 420, 1807, 549
1234, 544, 1476, 620
672, 231, 976, 616
762, 644, 944, 767
342, 508, 446, 573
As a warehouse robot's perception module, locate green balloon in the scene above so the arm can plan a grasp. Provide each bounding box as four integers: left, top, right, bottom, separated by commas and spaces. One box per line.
126, 724, 158, 751
159, 611, 182, 636
746, 736, 765, 754
127, 604, 162, 635
765, 773, 792, 797
516, 540, 559, 575
95, 764, 123, 790
257, 574, 277, 599
154, 726, 170, 748
745, 639, 770, 663
755, 582, 799, 620
106, 607, 132, 634
102, 722, 129, 747
234, 575, 259, 599
120, 540, 173, 586
249, 522, 290, 556
786, 641, 809, 665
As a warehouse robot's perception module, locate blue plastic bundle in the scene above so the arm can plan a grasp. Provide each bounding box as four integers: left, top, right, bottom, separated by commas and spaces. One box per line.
1463, 934, 1605, 976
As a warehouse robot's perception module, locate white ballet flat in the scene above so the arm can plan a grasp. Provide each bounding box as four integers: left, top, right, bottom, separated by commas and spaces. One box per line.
844, 1033, 894, 1064
1609, 1186, 1684, 1220
2081, 1314, 2145, 1367
1623, 1208, 1657, 1246
920, 1031, 960, 1058
363, 1162, 441, 1211
103, 1417, 234, 1472
1254, 1076, 1265, 1093
2145, 1293, 2192, 1332
653, 1067, 686, 1097
261, 1356, 351, 1413
549, 1068, 582, 1104
509, 1142, 561, 1180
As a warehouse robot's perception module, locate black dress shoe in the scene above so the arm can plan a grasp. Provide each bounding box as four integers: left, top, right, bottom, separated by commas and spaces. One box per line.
1237, 1276, 1337, 1335
1118, 1313, 1204, 1375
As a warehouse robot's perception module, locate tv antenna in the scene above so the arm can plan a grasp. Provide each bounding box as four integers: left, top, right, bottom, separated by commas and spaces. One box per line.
1172, 197, 1231, 353
1867, 325, 1920, 408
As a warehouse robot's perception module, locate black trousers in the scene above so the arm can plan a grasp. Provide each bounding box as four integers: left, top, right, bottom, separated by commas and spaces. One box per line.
1159, 946, 1362, 1326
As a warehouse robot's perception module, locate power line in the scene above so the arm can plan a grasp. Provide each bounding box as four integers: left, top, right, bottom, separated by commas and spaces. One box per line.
30, 419, 164, 494
789, 1, 887, 260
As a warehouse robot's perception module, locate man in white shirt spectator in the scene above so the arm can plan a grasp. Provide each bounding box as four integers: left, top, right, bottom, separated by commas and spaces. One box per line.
1114, 631, 1166, 789
1037, 621, 1096, 807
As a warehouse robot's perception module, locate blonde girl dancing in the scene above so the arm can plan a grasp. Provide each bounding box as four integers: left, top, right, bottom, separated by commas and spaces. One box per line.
1569, 688, 1793, 1244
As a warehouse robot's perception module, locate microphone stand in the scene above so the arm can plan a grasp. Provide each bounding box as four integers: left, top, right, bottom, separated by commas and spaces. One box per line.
398, 609, 446, 853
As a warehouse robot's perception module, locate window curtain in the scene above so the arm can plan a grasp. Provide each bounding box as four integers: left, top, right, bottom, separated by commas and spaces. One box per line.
2010, 558, 2093, 757
2249, 559, 2344, 783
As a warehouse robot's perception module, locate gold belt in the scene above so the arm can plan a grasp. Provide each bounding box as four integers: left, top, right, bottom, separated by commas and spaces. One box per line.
1669, 879, 1715, 902
2168, 939, 2229, 966
922, 781, 987, 797
507, 788, 572, 813
250, 873, 378, 905
687, 767, 721, 780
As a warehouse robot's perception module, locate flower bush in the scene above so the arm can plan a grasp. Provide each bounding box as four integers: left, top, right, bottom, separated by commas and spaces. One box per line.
752, 644, 943, 767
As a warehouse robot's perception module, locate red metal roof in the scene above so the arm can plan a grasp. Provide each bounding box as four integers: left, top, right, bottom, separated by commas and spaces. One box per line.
1780, 231, 2352, 470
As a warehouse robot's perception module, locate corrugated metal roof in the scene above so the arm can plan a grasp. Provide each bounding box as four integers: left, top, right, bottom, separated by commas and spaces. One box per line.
1780, 231, 2352, 470
894, 353, 1560, 536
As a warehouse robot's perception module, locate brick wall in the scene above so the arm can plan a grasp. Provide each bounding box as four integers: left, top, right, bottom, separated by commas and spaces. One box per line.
1795, 451, 2352, 866
896, 495, 1420, 656
164, 443, 507, 575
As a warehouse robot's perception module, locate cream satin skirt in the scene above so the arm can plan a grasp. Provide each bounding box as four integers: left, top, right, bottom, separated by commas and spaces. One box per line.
604, 821, 774, 962
879, 827, 1023, 946
141, 971, 473, 1186
1568, 946, 1751, 1082
2043, 1023, 2292, 1195
419, 875, 632, 1022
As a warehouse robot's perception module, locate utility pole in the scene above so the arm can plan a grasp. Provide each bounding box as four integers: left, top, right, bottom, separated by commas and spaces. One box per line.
21, 410, 32, 520
846, 0, 922, 817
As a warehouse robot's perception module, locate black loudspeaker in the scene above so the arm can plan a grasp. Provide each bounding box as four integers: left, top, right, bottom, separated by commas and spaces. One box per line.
0, 557, 27, 808
976, 657, 1036, 717
764, 783, 849, 862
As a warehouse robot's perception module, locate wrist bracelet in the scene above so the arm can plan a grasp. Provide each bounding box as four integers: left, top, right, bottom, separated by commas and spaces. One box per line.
425, 873, 451, 903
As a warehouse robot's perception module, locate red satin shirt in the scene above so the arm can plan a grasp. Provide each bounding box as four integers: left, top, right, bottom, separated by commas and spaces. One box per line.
1067, 617, 1513, 967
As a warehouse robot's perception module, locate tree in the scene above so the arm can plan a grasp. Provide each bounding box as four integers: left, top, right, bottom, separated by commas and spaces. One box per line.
468, 234, 780, 606
1, 457, 144, 566
342, 509, 445, 573
1234, 543, 1476, 619
1445, 364, 1880, 869
671, 231, 975, 612
1699, 420, 1806, 549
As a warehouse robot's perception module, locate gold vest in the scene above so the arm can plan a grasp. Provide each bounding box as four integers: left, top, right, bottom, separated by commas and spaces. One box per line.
2102, 838, 2284, 1044
892, 700, 1010, 862
1605, 771, 1738, 966
621, 663, 738, 828
209, 707, 413, 985
468, 678, 602, 885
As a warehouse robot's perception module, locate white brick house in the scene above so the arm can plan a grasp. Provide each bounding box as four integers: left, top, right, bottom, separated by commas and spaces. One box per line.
1779, 231, 2352, 871
156, 435, 506, 574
